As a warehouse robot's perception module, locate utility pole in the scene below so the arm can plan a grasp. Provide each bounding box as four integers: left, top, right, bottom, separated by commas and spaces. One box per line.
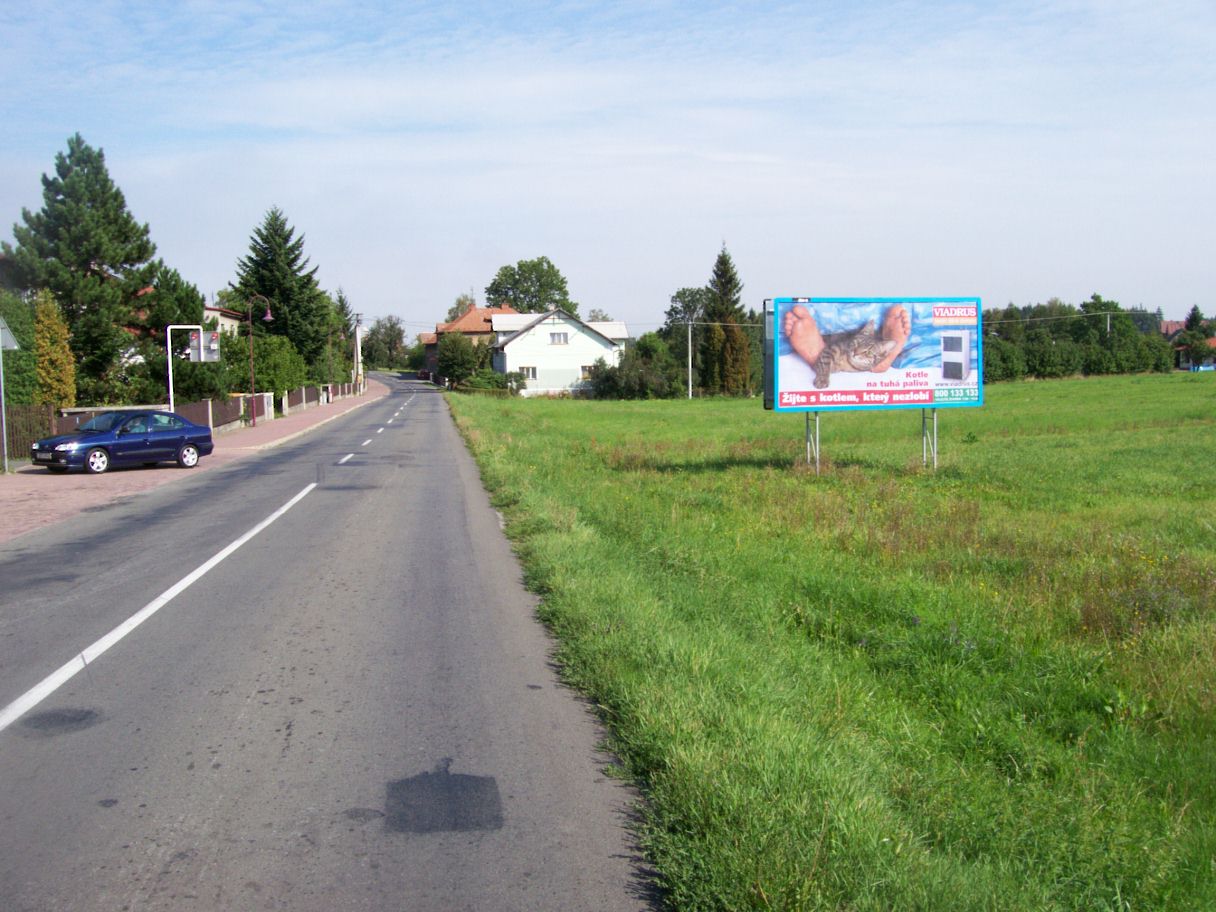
687, 320, 692, 400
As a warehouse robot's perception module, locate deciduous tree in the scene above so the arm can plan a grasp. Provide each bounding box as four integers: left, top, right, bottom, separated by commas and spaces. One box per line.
0, 290, 37, 404
661, 286, 709, 392
32, 291, 75, 408
446, 292, 476, 323
362, 316, 407, 369
437, 332, 478, 384
485, 257, 577, 315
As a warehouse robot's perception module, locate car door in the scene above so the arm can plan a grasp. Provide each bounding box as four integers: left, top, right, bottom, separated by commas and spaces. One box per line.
147, 413, 186, 460
111, 414, 152, 465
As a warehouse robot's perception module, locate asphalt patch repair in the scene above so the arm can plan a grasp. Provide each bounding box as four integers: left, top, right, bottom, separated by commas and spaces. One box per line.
385, 758, 504, 834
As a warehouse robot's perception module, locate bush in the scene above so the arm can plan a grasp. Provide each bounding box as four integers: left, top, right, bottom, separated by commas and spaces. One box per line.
982, 336, 1026, 382
590, 333, 682, 399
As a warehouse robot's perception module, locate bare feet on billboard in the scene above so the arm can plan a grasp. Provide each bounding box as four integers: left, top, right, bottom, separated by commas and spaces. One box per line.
875, 305, 911, 372
782, 305, 824, 365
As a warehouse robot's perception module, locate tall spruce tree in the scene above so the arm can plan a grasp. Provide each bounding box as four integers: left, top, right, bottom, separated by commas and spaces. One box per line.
233, 207, 330, 368
701, 246, 749, 394
2, 134, 157, 401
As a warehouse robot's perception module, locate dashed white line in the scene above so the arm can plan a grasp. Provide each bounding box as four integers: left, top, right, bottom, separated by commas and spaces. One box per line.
387, 418, 394, 424
338, 453, 353, 465
377, 427, 384, 434
0, 484, 318, 735
360, 439, 372, 447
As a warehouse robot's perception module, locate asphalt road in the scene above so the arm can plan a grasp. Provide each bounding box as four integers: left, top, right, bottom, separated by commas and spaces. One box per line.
0, 375, 653, 911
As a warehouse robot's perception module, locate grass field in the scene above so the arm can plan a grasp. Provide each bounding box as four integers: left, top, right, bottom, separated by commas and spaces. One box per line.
448, 373, 1216, 911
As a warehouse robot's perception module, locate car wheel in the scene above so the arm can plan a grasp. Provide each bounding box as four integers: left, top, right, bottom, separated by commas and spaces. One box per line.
85, 448, 110, 474
177, 444, 200, 468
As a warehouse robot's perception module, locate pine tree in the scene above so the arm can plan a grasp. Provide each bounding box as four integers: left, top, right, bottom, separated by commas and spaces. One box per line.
233, 207, 329, 368
33, 291, 75, 408
2, 134, 157, 399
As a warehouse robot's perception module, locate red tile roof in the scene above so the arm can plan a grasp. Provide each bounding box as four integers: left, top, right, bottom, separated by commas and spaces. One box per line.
439, 305, 519, 334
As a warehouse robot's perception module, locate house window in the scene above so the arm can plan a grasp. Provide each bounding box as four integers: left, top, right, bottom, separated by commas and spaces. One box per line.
520, 366, 537, 380
549, 332, 569, 345
581, 365, 594, 380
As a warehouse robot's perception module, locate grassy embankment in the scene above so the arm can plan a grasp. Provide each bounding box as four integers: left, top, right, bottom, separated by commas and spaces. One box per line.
448, 373, 1215, 911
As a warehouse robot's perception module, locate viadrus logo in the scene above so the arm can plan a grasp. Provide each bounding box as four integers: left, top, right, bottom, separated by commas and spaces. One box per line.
931, 304, 978, 325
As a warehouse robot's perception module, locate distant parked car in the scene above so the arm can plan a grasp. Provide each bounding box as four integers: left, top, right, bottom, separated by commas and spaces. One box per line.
30, 410, 214, 474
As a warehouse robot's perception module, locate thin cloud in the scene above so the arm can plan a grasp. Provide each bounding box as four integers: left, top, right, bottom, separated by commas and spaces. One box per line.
1, 0, 1213, 324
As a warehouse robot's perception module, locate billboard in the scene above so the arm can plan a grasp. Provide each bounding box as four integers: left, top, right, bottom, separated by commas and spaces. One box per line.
768, 297, 982, 412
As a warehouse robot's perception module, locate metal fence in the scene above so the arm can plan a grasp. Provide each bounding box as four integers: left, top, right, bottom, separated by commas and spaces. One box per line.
3, 403, 55, 458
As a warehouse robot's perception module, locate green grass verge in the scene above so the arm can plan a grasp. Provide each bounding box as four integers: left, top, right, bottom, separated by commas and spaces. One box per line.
448, 373, 1216, 911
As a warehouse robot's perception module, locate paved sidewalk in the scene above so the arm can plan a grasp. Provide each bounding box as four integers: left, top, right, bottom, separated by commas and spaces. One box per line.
0, 379, 391, 545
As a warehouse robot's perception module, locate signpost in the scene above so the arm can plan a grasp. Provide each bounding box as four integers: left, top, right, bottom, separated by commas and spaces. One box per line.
0, 315, 19, 474
165, 324, 220, 413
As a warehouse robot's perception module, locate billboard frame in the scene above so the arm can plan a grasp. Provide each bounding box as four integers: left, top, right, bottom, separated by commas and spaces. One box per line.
766, 296, 983, 414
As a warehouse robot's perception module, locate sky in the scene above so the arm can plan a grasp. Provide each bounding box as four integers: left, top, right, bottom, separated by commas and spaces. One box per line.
1, 0, 1213, 335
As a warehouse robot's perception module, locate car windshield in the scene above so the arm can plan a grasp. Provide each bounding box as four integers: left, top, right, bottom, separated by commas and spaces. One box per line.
78, 413, 125, 432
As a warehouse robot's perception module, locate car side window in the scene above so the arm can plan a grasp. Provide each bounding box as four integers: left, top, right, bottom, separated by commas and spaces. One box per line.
152, 414, 180, 431
125, 416, 149, 434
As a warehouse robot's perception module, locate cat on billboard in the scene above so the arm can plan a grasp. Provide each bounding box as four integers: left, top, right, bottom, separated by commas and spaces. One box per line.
772, 298, 983, 412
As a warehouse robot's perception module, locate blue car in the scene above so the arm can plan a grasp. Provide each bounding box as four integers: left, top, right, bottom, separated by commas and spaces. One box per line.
30, 410, 215, 474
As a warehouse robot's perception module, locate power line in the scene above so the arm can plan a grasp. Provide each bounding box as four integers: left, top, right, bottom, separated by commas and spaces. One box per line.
984, 310, 1123, 327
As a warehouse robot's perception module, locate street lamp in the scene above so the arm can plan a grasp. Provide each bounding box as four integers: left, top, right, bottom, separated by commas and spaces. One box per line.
248, 294, 273, 426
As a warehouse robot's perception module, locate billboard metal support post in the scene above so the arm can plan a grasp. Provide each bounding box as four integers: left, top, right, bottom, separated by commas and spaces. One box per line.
922, 408, 938, 470
806, 411, 820, 475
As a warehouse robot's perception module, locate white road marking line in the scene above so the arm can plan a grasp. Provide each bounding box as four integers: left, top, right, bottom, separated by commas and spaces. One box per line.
387, 418, 394, 424
0, 484, 318, 736
361, 439, 372, 447
377, 427, 384, 434
338, 453, 353, 464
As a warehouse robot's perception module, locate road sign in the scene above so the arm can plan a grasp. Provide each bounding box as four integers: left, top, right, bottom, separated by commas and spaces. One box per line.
0, 315, 19, 351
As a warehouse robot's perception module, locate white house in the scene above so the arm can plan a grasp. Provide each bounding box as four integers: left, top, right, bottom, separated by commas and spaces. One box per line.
205, 304, 245, 336
492, 310, 629, 397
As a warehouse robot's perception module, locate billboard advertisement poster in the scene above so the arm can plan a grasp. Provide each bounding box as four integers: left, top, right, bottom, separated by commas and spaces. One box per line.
773, 297, 982, 412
